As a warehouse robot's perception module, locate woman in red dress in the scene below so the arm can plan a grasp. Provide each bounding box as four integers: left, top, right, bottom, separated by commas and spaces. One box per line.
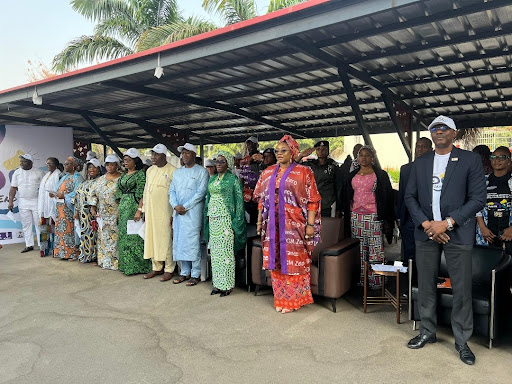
254, 135, 321, 313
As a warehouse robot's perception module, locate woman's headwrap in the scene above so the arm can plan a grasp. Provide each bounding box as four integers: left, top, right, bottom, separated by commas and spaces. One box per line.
357, 145, 377, 160
216, 150, 234, 170
278, 135, 300, 160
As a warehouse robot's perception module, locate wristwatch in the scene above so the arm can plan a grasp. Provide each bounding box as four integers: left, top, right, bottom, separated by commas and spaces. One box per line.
137, 207, 143, 212
446, 217, 454, 231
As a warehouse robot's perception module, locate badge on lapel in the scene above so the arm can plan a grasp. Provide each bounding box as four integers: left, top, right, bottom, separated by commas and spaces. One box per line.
451, 158, 458, 161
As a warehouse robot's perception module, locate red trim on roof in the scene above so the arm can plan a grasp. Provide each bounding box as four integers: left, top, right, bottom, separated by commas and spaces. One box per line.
0, 0, 330, 96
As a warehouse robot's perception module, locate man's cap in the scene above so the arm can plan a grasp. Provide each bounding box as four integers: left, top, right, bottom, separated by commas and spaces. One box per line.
245, 136, 258, 144
19, 153, 33, 162
204, 158, 215, 167
234, 152, 243, 159
177, 143, 197, 153
314, 140, 330, 148
151, 143, 168, 154
124, 148, 140, 159
86, 151, 97, 161
262, 148, 274, 155
104, 154, 120, 164
87, 158, 101, 168
427, 115, 457, 131
143, 158, 152, 166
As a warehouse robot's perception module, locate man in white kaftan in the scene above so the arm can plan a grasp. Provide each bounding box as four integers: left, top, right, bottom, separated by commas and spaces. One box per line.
169, 143, 209, 285
8, 154, 44, 253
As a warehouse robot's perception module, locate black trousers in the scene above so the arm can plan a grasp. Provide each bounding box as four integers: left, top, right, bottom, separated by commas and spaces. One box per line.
415, 240, 473, 346
401, 218, 416, 264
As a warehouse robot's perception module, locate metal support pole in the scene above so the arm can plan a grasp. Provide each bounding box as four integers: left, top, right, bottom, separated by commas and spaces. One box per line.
381, 93, 412, 161
81, 115, 123, 159
199, 136, 204, 161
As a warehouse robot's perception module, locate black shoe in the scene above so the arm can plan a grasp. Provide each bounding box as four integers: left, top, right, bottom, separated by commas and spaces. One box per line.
220, 290, 232, 297
21, 246, 34, 253
455, 343, 475, 365
407, 333, 437, 349
211, 289, 221, 295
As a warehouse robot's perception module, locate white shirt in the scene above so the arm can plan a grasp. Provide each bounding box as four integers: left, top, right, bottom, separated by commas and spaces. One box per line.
38, 170, 61, 219
432, 152, 450, 221
11, 167, 44, 200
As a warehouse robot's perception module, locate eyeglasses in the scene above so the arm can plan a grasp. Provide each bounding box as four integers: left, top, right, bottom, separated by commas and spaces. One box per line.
215, 160, 227, 165
429, 125, 451, 133
489, 155, 510, 161
274, 149, 290, 154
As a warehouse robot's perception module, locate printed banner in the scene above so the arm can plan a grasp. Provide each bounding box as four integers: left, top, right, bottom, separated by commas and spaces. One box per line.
0, 125, 73, 244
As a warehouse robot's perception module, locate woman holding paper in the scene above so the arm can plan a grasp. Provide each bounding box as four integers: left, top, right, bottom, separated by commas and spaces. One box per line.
38, 157, 61, 257
88, 155, 121, 270
116, 148, 151, 275
73, 159, 102, 263
53, 157, 84, 260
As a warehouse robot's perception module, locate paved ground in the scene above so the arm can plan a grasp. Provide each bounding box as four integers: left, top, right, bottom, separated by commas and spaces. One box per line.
1, 243, 511, 384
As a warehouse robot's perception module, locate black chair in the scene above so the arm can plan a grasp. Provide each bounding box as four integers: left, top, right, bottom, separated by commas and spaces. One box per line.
408, 245, 512, 349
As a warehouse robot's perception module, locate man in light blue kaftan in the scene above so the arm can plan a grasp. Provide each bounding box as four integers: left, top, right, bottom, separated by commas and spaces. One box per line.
169, 143, 209, 285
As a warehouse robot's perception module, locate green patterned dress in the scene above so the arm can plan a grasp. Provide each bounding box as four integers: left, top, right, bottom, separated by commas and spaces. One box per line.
204, 171, 246, 291
116, 170, 151, 275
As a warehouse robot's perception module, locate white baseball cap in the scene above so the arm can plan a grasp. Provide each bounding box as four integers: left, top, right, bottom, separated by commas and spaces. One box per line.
204, 158, 215, 167
151, 143, 168, 154
19, 153, 34, 161
104, 154, 120, 164
143, 158, 152, 167
234, 152, 243, 159
246, 136, 258, 144
87, 158, 101, 168
427, 115, 457, 131
124, 148, 140, 159
86, 151, 98, 161
177, 143, 197, 153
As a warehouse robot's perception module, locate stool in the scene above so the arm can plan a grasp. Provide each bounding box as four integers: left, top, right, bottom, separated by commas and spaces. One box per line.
363, 261, 407, 323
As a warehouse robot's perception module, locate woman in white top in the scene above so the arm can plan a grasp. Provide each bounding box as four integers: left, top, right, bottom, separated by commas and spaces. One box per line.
38, 157, 61, 257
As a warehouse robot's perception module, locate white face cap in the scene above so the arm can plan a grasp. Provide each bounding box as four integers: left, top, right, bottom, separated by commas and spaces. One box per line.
143, 159, 152, 167
204, 158, 215, 167
86, 151, 98, 161
177, 143, 197, 154
427, 115, 457, 131
104, 154, 120, 164
87, 158, 101, 168
246, 136, 258, 144
124, 148, 140, 159
19, 153, 34, 162
151, 143, 168, 154
234, 152, 243, 159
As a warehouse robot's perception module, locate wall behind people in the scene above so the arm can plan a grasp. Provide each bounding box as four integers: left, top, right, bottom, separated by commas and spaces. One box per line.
0, 125, 73, 244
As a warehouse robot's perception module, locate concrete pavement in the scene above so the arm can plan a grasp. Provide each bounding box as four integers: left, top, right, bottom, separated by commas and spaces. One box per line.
0, 243, 511, 384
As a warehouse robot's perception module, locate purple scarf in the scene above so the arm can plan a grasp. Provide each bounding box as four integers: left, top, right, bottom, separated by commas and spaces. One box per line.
267, 162, 296, 274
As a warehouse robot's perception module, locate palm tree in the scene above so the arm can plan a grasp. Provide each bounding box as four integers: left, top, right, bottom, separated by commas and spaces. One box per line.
53, 0, 308, 73
53, 0, 216, 72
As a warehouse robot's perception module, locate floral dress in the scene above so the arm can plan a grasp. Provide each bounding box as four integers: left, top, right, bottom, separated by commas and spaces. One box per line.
116, 171, 151, 275
74, 178, 99, 263
54, 174, 82, 259
88, 175, 120, 270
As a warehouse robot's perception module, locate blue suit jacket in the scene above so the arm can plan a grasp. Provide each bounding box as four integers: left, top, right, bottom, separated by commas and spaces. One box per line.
397, 162, 412, 225
404, 147, 486, 245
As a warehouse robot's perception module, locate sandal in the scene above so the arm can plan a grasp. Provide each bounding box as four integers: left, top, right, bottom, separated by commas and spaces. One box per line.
220, 289, 232, 297
211, 288, 221, 295
186, 277, 200, 286
281, 308, 296, 314
173, 275, 191, 284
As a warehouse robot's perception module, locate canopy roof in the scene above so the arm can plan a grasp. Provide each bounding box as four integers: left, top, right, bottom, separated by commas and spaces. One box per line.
1, 0, 511, 155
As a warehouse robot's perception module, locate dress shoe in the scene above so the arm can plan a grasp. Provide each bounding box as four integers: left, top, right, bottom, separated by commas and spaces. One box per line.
455, 343, 475, 365
143, 270, 164, 279
160, 272, 174, 282
407, 333, 437, 349
21, 246, 34, 253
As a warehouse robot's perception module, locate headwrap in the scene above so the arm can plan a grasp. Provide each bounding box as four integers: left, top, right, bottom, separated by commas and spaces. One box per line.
356, 145, 377, 160
278, 135, 300, 160
216, 150, 234, 170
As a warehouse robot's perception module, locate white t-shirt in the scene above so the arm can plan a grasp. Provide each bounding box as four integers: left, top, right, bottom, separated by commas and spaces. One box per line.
11, 167, 44, 200
432, 152, 450, 221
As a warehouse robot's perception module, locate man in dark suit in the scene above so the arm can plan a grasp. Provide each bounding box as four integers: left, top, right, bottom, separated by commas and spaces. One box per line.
405, 115, 486, 365
397, 138, 433, 265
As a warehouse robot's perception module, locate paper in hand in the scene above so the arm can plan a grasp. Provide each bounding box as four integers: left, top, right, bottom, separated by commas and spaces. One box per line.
127, 219, 143, 235
74, 219, 81, 237
6, 210, 18, 223
137, 222, 145, 240
96, 217, 103, 230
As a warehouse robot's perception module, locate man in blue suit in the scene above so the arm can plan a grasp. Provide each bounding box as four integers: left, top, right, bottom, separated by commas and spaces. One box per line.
405, 115, 486, 365
397, 137, 433, 265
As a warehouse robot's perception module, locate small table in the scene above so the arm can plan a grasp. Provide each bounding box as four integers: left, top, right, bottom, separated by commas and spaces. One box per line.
363, 261, 407, 323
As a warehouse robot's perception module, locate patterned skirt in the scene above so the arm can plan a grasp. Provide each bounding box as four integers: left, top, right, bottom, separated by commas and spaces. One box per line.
54, 203, 79, 260
271, 271, 314, 310
209, 215, 235, 291
351, 211, 384, 289
39, 218, 55, 257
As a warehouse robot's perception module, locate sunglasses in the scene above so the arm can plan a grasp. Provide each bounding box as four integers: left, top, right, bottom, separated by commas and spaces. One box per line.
274, 149, 290, 154
429, 125, 452, 133
489, 155, 510, 161
215, 160, 227, 165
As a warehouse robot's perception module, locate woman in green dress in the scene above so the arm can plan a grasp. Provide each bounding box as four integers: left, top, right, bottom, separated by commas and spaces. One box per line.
73, 159, 102, 263
204, 151, 247, 297
116, 148, 151, 275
